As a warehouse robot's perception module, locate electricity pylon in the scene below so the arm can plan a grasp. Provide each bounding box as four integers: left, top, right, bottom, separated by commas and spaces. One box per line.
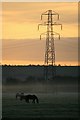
38, 10, 62, 81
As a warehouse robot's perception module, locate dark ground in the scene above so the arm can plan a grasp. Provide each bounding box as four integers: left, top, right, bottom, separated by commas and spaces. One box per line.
2, 65, 79, 119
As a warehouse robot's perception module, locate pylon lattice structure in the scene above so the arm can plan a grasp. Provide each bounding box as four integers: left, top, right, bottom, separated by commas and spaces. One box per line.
38, 10, 62, 80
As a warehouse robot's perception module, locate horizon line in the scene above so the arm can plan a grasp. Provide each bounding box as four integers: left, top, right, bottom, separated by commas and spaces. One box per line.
1, 64, 79, 66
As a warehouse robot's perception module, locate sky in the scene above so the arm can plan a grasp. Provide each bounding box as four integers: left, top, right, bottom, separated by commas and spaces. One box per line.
0, 2, 78, 65
0, 0, 79, 2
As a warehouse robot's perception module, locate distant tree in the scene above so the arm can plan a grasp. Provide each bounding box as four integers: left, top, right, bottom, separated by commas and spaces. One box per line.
58, 64, 61, 66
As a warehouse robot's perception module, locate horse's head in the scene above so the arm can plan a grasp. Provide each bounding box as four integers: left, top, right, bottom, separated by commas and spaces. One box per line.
20, 95, 25, 101
20, 96, 22, 101
16, 92, 24, 99
16, 93, 19, 99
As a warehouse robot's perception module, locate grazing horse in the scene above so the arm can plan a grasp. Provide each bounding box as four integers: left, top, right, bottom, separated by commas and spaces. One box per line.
16, 92, 24, 99
16, 93, 39, 103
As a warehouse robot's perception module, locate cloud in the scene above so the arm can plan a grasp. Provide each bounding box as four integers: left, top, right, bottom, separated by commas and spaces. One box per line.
2, 2, 78, 24
2, 37, 78, 65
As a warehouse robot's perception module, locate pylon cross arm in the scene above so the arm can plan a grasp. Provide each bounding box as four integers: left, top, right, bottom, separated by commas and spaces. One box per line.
52, 24, 62, 30
38, 24, 47, 30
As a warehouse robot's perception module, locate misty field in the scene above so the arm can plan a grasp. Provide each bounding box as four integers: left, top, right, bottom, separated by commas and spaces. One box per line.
2, 83, 79, 120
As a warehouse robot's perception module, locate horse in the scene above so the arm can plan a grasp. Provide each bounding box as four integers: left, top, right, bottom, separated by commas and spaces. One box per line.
16, 92, 24, 99
16, 93, 39, 103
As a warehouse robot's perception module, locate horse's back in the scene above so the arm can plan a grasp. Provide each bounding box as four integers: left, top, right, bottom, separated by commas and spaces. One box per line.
33, 95, 38, 98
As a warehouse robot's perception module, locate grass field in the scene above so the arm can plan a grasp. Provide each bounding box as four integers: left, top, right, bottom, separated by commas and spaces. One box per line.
2, 84, 79, 120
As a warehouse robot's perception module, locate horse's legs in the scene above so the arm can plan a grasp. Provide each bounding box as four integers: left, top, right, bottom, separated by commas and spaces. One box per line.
25, 99, 29, 103
32, 99, 35, 103
35, 98, 39, 103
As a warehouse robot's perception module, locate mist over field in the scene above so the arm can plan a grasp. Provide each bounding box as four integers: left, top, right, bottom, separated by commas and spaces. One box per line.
2, 65, 79, 120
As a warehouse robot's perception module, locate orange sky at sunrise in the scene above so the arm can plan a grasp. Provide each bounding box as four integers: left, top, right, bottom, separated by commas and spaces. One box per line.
0, 2, 78, 65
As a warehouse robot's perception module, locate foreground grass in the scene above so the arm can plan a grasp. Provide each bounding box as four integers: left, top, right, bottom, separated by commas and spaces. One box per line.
2, 85, 79, 119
